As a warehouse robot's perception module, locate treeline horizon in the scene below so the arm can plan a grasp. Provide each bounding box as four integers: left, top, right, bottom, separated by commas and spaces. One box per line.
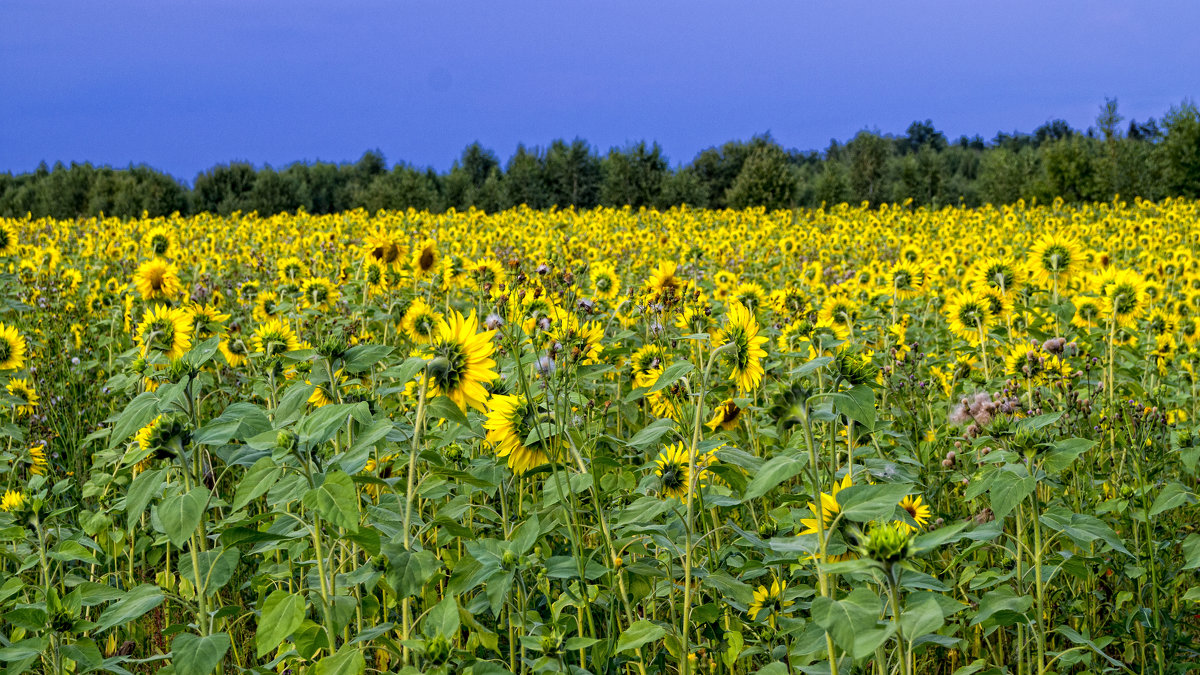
3, 98, 1199, 219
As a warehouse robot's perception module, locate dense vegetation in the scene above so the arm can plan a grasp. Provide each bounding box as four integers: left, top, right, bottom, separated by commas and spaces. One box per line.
3, 99, 1200, 219
0, 201, 1197, 674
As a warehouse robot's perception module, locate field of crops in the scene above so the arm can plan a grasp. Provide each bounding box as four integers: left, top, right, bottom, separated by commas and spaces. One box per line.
0, 200, 1197, 674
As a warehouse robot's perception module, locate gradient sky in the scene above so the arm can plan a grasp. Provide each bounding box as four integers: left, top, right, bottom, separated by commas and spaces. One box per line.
3, 1, 1198, 181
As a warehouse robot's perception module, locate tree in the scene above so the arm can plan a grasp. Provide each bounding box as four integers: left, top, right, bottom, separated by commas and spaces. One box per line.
504, 145, 548, 209
846, 131, 892, 205
601, 141, 668, 208
1159, 100, 1200, 198
544, 139, 602, 208
725, 145, 798, 210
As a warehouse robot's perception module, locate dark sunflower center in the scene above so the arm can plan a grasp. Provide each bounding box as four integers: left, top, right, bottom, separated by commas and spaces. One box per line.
661, 467, 683, 489
419, 249, 435, 271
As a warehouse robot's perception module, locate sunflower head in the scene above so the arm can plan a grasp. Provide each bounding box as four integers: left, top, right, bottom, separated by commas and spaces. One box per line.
425, 311, 497, 412
136, 306, 194, 361
0, 324, 28, 371
654, 442, 691, 500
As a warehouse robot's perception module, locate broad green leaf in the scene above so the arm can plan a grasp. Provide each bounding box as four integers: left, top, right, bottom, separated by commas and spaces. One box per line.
107, 391, 159, 449
1182, 533, 1200, 570
988, 467, 1034, 521
303, 471, 360, 532
299, 403, 370, 446
158, 487, 210, 548
343, 344, 394, 373
741, 453, 807, 502
1042, 437, 1095, 473
179, 546, 240, 596
901, 595, 944, 639
256, 590, 306, 657
832, 384, 875, 430
1149, 482, 1195, 517
615, 619, 667, 653
385, 549, 443, 597
426, 395, 472, 429
313, 644, 366, 675
625, 418, 676, 449
424, 596, 460, 639
125, 468, 165, 528
95, 584, 164, 632
644, 360, 693, 394
837, 482, 913, 522
970, 587, 1032, 627
172, 632, 230, 675
232, 456, 285, 511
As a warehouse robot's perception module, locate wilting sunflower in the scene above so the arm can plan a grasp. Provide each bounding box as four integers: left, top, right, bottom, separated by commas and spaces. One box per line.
1096, 268, 1149, 328
654, 442, 691, 500
413, 240, 439, 276
714, 302, 769, 393
484, 393, 550, 474
402, 299, 443, 345
748, 578, 793, 628
0, 221, 18, 256
706, 399, 742, 432
944, 291, 993, 344
6, 378, 38, 417
251, 318, 301, 356
136, 305, 194, 360
133, 258, 183, 302
425, 311, 497, 412
1029, 233, 1083, 289
897, 495, 931, 532
0, 324, 28, 371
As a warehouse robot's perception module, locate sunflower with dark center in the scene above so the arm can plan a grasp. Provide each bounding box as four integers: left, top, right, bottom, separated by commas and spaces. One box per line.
425, 311, 497, 412
0, 323, 28, 371
136, 306, 194, 361
714, 301, 769, 393
413, 240, 439, 276
133, 258, 183, 302
0, 222, 17, 256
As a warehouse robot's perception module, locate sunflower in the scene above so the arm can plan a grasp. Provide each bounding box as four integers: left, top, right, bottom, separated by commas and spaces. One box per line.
0, 489, 26, 513
219, 337, 249, 367
6, 378, 38, 417
1096, 268, 1148, 328
714, 302, 769, 393
799, 472, 853, 536
713, 270, 737, 289
141, 227, 177, 258
1071, 295, 1103, 330
897, 495, 931, 532
133, 258, 183, 302
889, 260, 927, 299
970, 256, 1025, 296
402, 299, 443, 345
654, 442, 691, 500
817, 295, 858, 340
899, 243, 922, 263
301, 277, 338, 310
732, 283, 768, 312
484, 394, 550, 474
590, 264, 621, 301
944, 291, 993, 344
425, 311, 497, 412
548, 309, 604, 365
364, 231, 406, 267
413, 240, 439, 276
748, 578, 793, 628
1029, 233, 1083, 288
646, 260, 686, 302
0, 221, 18, 256
136, 306, 194, 360
251, 318, 301, 357
237, 280, 261, 305
778, 319, 816, 357
0, 324, 28, 371
471, 258, 507, 296
706, 399, 742, 432
27, 443, 47, 476
277, 256, 305, 282
189, 304, 229, 340
362, 258, 388, 296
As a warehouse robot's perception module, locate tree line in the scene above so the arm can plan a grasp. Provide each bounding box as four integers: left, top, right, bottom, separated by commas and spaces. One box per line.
2, 98, 1198, 219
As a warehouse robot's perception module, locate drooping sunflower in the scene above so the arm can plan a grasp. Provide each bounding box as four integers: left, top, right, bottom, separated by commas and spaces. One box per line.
706, 399, 742, 432
1028, 233, 1083, 289
944, 291, 994, 344
897, 495, 931, 532
0, 324, 28, 371
402, 299, 443, 345
413, 240, 439, 276
748, 578, 794, 628
425, 311, 497, 413
27, 443, 47, 476
6, 378, 38, 417
251, 318, 301, 357
136, 305, 194, 360
484, 393, 549, 474
714, 302, 769, 393
133, 258, 183, 302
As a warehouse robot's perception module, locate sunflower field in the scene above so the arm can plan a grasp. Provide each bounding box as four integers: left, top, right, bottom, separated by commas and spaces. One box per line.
0, 199, 1197, 675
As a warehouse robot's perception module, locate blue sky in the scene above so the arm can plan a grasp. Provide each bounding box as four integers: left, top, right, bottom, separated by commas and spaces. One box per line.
3, 1, 1197, 181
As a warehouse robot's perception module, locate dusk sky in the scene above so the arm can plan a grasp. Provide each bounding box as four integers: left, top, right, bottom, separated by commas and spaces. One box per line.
3, 1, 1198, 181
